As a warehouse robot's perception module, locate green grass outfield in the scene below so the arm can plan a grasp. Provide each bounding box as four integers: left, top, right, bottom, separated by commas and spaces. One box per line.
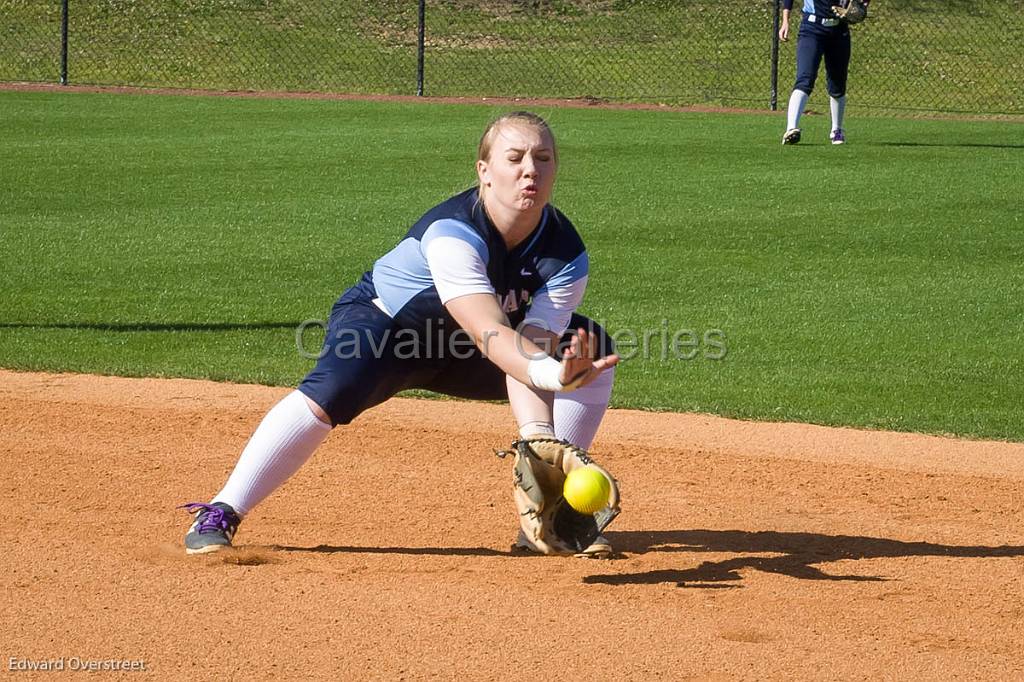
2, 90, 1022, 440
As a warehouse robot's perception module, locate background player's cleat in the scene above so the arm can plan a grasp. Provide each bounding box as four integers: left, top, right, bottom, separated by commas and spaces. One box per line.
179, 501, 241, 554
830, 129, 846, 145
782, 128, 802, 145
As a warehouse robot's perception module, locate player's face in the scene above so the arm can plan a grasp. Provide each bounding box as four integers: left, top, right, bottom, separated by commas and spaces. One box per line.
477, 123, 557, 214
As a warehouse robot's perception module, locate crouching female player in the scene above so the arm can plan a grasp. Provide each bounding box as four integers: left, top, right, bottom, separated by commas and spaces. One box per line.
180, 111, 620, 557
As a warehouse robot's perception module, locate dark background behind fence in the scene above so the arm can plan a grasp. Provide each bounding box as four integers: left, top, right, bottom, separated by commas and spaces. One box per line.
2, 1, 1022, 115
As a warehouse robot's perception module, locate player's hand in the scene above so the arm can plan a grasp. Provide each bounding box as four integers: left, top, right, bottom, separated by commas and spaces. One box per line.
779, 23, 790, 42
558, 328, 619, 390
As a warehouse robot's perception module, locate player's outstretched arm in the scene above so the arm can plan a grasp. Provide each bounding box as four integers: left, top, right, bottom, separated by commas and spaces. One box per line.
445, 293, 618, 392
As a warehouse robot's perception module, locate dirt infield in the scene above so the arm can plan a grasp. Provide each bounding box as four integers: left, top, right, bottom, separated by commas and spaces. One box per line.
3, 370, 1023, 679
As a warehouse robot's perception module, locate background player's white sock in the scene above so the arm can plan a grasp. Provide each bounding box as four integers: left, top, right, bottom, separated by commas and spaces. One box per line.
213, 390, 332, 515
830, 95, 847, 132
787, 89, 809, 130
554, 367, 614, 450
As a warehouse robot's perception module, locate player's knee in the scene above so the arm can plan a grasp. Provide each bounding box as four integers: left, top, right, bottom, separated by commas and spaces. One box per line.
793, 79, 815, 95
297, 375, 372, 427
301, 394, 333, 426
296, 384, 343, 426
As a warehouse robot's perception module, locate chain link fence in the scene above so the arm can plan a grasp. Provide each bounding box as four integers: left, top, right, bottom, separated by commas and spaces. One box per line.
2, 0, 1022, 115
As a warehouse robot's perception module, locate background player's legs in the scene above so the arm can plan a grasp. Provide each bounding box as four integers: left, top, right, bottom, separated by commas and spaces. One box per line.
824, 30, 852, 140
212, 390, 332, 515
786, 30, 826, 139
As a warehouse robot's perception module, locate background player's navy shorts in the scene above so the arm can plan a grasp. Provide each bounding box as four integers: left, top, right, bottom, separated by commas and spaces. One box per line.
298, 292, 615, 426
794, 20, 851, 97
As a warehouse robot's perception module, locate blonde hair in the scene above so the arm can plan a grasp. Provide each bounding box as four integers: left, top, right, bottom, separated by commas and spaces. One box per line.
477, 111, 557, 165
476, 112, 557, 205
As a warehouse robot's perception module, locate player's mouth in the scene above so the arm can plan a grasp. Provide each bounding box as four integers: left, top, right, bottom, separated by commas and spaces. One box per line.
522, 184, 538, 196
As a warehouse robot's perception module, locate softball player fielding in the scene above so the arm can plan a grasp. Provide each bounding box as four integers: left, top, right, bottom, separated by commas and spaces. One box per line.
780, 0, 871, 145
179, 112, 620, 557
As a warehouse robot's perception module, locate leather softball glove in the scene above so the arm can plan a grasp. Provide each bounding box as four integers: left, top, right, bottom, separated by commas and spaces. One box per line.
498, 437, 620, 558
832, 0, 867, 24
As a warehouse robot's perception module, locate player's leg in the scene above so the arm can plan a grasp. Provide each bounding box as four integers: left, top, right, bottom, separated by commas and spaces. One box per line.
179, 389, 332, 554
180, 299, 411, 554
824, 28, 852, 143
785, 28, 826, 143
542, 315, 617, 557
552, 315, 615, 450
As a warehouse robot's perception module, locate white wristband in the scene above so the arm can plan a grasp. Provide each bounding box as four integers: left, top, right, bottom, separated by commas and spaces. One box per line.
527, 356, 564, 392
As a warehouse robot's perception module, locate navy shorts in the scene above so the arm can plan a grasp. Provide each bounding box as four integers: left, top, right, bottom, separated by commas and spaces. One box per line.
793, 21, 851, 98
298, 291, 614, 426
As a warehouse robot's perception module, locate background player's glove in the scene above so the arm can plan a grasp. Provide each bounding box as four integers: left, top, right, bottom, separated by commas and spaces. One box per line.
499, 437, 620, 557
832, 0, 867, 24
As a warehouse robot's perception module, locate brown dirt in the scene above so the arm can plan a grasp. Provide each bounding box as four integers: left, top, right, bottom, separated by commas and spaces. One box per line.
0, 81, 771, 116
2, 369, 1023, 679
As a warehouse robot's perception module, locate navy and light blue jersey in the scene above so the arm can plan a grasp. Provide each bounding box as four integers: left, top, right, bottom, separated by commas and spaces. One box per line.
359, 187, 588, 339
782, 0, 869, 16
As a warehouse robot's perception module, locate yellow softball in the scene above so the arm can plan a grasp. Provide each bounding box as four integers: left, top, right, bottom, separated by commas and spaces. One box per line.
563, 466, 611, 514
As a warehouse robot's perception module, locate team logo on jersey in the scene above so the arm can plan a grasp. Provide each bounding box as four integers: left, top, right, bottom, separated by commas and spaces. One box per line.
499, 288, 531, 314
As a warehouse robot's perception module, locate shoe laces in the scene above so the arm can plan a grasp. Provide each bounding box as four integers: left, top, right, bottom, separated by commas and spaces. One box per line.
179, 502, 240, 534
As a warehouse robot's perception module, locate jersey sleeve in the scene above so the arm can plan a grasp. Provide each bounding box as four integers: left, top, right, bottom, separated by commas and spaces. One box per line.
421, 219, 495, 304
524, 251, 589, 335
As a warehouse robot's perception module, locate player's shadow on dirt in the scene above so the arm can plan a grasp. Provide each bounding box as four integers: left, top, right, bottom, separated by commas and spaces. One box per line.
272, 544, 508, 557
587, 529, 1024, 588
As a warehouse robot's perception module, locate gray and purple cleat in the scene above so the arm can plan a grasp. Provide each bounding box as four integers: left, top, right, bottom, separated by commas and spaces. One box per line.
830, 128, 846, 145
179, 502, 242, 554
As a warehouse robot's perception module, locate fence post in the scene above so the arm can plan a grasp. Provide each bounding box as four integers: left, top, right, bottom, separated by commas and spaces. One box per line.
60, 0, 69, 85
770, 0, 780, 110
416, 0, 425, 96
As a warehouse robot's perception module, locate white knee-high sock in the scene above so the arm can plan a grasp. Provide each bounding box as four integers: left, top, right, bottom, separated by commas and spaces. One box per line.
787, 89, 809, 130
830, 95, 847, 132
554, 367, 614, 450
213, 390, 332, 515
